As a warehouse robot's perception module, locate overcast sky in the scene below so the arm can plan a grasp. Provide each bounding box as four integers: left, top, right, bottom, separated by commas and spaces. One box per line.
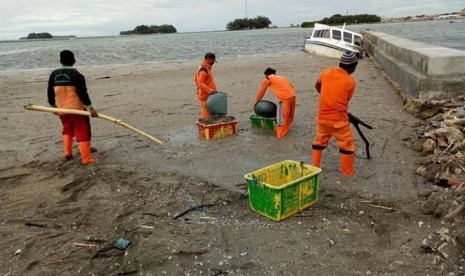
0, 0, 463, 40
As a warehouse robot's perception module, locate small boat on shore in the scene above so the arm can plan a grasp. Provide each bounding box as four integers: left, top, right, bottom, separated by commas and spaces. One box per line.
304, 23, 362, 58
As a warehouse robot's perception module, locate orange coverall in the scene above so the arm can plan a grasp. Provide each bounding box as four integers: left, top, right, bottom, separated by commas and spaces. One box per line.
194, 61, 217, 120
47, 66, 95, 165
255, 75, 296, 138
312, 67, 356, 176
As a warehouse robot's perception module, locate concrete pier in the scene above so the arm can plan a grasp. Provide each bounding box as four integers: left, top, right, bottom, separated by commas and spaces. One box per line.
363, 31, 465, 100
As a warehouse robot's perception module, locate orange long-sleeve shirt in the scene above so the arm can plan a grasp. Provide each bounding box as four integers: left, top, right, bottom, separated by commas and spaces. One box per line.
255, 75, 296, 104
194, 61, 217, 101
317, 67, 356, 122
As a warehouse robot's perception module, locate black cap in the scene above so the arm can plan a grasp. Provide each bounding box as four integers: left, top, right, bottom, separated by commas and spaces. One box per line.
264, 67, 276, 76
60, 50, 75, 65
204, 52, 217, 63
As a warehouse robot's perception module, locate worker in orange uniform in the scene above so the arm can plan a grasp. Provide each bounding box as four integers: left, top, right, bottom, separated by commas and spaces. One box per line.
311, 51, 359, 176
194, 52, 217, 121
47, 50, 98, 165
254, 68, 297, 138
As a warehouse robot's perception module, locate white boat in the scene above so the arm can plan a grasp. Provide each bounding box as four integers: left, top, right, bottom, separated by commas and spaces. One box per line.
304, 23, 362, 58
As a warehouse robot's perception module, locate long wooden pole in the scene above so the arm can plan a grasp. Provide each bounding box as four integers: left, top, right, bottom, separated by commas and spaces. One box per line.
24, 104, 164, 145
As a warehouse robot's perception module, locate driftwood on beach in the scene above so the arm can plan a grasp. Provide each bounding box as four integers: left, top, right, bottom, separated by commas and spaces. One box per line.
23, 104, 164, 145
404, 96, 465, 184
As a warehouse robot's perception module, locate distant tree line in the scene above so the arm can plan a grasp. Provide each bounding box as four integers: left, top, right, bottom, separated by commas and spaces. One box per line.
301, 14, 381, 28
27, 32, 53, 39
226, 16, 272, 30
120, 24, 177, 35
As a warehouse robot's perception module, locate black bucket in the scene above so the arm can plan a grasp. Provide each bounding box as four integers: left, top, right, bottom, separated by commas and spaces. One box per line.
255, 100, 277, 118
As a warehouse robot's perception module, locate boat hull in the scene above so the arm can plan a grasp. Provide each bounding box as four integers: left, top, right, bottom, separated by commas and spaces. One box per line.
304, 39, 359, 59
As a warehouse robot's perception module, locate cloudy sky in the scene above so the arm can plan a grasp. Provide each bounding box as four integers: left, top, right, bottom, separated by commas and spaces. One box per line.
0, 0, 462, 40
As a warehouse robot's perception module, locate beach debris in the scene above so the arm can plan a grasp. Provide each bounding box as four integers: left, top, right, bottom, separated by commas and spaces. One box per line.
198, 115, 236, 125
41, 257, 80, 265
417, 185, 465, 264
24, 222, 48, 228
326, 238, 335, 247
115, 237, 131, 250
14, 249, 22, 255
172, 249, 208, 255
92, 244, 121, 259
72, 242, 100, 248
92, 245, 115, 259
199, 216, 217, 220
419, 244, 435, 254
117, 270, 139, 276
404, 96, 465, 185
445, 202, 465, 219
173, 203, 216, 220
407, 95, 465, 261
140, 225, 155, 229
91, 237, 131, 259
85, 238, 106, 244
360, 201, 399, 212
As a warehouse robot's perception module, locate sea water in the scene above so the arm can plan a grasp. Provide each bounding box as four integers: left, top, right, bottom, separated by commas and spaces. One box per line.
0, 19, 464, 74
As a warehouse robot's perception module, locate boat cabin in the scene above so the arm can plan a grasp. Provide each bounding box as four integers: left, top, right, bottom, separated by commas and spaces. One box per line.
312, 27, 362, 45
304, 23, 363, 58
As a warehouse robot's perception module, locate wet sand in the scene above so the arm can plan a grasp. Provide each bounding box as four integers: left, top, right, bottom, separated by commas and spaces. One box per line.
1, 51, 418, 197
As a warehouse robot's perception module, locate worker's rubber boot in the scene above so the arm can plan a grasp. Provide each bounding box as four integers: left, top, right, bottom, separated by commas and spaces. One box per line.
312, 149, 323, 168
340, 153, 355, 176
79, 141, 95, 165
276, 125, 290, 139
63, 135, 73, 160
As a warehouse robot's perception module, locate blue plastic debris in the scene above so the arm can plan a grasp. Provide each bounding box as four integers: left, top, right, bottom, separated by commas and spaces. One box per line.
115, 237, 131, 250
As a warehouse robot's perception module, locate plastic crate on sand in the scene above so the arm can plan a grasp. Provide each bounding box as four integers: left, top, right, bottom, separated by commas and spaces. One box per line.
250, 115, 276, 130
244, 160, 321, 221
196, 120, 238, 140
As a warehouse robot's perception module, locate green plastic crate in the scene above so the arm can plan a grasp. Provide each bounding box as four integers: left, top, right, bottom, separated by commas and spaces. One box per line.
250, 115, 276, 130
244, 160, 321, 221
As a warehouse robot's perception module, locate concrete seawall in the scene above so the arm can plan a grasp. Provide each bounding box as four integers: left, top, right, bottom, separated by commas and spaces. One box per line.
363, 31, 465, 100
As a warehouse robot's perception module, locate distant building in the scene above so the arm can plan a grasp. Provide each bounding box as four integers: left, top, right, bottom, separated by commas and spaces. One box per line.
437, 14, 460, 19
462, 8, 465, 16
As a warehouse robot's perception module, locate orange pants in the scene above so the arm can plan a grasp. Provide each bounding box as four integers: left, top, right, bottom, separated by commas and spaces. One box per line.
276, 97, 296, 138
197, 98, 211, 120
60, 114, 91, 142
312, 120, 355, 175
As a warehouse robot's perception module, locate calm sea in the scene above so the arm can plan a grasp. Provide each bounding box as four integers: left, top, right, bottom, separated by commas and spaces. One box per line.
0, 20, 464, 74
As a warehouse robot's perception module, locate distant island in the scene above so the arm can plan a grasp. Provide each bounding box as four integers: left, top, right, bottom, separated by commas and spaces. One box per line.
301, 14, 381, 28
119, 24, 177, 35
19, 32, 76, 40
226, 16, 272, 30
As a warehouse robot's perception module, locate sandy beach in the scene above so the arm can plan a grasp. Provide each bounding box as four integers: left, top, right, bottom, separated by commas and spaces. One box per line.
0, 52, 459, 275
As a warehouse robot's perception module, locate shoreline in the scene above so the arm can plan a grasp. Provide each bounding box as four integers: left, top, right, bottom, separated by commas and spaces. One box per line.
0, 52, 308, 77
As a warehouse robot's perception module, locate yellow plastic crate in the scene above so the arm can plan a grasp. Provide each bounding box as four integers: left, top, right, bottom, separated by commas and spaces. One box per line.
244, 160, 321, 221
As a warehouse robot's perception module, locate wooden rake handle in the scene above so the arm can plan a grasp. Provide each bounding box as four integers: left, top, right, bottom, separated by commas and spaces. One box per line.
24, 104, 164, 145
